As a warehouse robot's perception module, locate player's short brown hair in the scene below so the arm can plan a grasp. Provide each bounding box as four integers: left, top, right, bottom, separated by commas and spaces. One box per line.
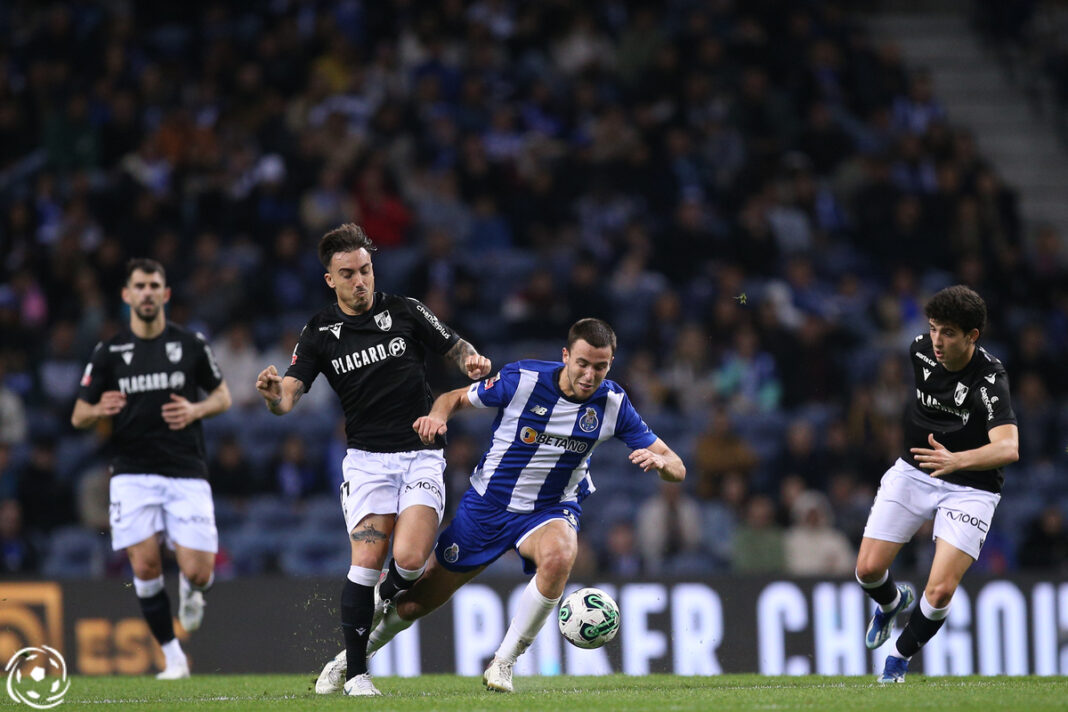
124, 258, 166, 285
318, 223, 377, 269
925, 285, 987, 335
568, 318, 617, 354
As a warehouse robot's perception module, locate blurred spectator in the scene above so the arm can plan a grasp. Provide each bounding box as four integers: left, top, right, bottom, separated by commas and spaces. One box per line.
731, 495, 785, 574
0, 500, 37, 573
598, 519, 643, 578
211, 322, 263, 411
713, 324, 781, 414
0, 360, 27, 445
16, 438, 75, 534
694, 411, 759, 499
210, 434, 261, 498
1017, 506, 1068, 573
273, 433, 320, 501
783, 490, 855, 576
635, 480, 702, 575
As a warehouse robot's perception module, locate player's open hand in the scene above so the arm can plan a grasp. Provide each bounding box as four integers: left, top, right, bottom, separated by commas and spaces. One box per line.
465, 354, 492, 380
413, 415, 447, 445
629, 448, 666, 473
256, 365, 282, 399
162, 393, 198, 430
910, 433, 960, 478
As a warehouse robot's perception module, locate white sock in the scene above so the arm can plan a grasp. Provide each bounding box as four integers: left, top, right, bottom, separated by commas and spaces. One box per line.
493, 576, 560, 664
134, 575, 165, 598
919, 593, 951, 620
161, 638, 186, 667
395, 561, 424, 581
367, 608, 414, 654
855, 569, 899, 612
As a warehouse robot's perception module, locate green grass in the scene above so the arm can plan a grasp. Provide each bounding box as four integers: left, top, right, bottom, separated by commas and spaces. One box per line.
7, 674, 1067, 712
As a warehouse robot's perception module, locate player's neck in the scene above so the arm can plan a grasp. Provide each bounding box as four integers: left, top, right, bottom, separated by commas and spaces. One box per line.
943, 345, 975, 372
130, 316, 166, 340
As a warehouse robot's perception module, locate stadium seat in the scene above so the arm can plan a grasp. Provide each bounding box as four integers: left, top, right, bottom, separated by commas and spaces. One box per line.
41, 526, 107, 579
278, 530, 350, 577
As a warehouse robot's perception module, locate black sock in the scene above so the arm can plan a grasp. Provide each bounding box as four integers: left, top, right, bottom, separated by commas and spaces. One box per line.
341, 579, 374, 679
377, 559, 416, 602
895, 608, 947, 658
137, 590, 175, 645
861, 573, 899, 607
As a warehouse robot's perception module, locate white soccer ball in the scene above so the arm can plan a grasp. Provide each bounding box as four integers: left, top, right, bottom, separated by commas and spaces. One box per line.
558, 587, 620, 649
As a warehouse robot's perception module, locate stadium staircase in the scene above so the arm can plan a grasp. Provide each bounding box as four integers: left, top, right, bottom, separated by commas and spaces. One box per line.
868, 10, 1068, 246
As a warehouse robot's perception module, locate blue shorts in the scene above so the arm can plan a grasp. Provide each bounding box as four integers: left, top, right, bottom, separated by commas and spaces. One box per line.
436, 488, 582, 575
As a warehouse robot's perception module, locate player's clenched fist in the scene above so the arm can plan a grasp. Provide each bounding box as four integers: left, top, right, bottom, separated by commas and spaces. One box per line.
412, 415, 447, 445
465, 354, 492, 380
256, 365, 282, 399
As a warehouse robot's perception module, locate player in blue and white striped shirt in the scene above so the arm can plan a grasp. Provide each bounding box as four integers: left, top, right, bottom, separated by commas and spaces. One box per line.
318, 318, 686, 693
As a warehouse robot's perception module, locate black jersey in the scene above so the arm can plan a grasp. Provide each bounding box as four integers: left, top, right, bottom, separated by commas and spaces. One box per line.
286, 293, 460, 452
903, 333, 1016, 493
77, 323, 225, 479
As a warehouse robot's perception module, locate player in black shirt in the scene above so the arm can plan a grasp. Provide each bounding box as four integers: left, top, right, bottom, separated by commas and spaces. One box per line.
255, 223, 490, 697
72, 258, 232, 680
854, 285, 1018, 682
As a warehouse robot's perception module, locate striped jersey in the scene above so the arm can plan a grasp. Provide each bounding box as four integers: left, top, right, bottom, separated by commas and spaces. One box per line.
465, 359, 658, 512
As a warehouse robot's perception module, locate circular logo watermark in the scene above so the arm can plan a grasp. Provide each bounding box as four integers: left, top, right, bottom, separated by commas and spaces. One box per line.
5, 646, 70, 709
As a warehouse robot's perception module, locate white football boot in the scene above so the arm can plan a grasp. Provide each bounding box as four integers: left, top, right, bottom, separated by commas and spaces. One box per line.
482, 657, 514, 693
343, 673, 382, 696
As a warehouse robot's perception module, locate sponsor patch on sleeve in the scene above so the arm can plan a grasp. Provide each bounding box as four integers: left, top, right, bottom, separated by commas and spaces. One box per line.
483, 373, 500, 389
80, 363, 93, 387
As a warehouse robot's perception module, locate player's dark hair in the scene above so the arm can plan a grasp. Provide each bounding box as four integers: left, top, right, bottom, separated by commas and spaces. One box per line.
318, 223, 377, 269
925, 285, 986, 335
568, 318, 617, 354
124, 258, 166, 285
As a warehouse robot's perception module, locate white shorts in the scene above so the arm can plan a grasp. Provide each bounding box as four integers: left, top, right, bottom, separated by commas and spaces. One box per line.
109, 474, 218, 553
863, 458, 1000, 560
340, 448, 446, 534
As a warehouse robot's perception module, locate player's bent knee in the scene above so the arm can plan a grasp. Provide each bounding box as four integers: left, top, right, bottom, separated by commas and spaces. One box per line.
924, 584, 955, 608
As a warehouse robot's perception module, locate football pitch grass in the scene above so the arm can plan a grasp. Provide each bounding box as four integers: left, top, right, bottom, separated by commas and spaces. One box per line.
26, 673, 1068, 711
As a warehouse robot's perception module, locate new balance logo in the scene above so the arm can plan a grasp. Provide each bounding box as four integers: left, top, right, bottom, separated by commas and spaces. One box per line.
984, 374, 996, 384
922, 368, 931, 381
529, 405, 548, 416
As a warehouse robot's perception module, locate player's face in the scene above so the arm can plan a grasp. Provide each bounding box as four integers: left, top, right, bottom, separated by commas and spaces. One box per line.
325, 248, 375, 315
122, 269, 170, 323
560, 339, 613, 400
929, 318, 977, 371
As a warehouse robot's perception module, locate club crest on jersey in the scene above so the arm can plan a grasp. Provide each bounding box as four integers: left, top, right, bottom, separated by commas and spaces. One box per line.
374, 310, 392, 331
579, 407, 599, 432
954, 382, 969, 406
165, 342, 182, 363
443, 542, 459, 564
318, 322, 343, 339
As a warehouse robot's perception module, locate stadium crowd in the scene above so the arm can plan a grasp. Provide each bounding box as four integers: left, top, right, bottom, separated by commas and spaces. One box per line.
1, 1, 1066, 580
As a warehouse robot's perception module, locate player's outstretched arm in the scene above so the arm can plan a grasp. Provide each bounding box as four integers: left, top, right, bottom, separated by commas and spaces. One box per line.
446, 339, 491, 380
256, 365, 305, 415
910, 425, 1019, 478
413, 386, 473, 445
162, 382, 232, 430
71, 391, 127, 429
628, 438, 686, 482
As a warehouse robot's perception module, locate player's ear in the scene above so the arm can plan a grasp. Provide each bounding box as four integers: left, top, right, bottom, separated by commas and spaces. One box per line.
163, 286, 172, 304
324, 271, 335, 289
561, 347, 569, 364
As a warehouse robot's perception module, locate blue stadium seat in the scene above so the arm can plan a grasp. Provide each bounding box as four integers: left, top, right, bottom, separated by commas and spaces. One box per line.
41, 526, 107, 579
299, 495, 345, 533
278, 530, 350, 577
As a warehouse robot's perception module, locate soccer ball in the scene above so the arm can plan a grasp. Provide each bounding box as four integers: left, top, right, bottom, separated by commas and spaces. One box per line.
558, 587, 620, 649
